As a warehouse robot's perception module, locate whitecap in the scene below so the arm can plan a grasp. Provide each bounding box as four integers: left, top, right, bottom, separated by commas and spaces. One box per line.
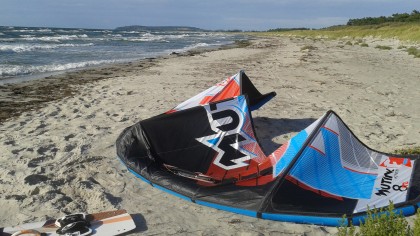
0, 43, 94, 53
36, 28, 52, 33
21, 34, 89, 42
0, 59, 117, 77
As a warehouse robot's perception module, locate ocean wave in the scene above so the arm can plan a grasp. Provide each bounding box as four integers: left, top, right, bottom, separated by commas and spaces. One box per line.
125, 37, 163, 42
36, 29, 53, 33
0, 27, 247, 81
169, 42, 221, 54
92, 30, 111, 33
11, 29, 36, 33
120, 31, 141, 34
164, 34, 189, 39
20, 35, 36, 38
0, 43, 94, 52
21, 34, 89, 42
122, 33, 189, 42
197, 33, 210, 37
0, 60, 116, 77
56, 29, 83, 33
139, 32, 164, 41
182, 42, 213, 50
9, 28, 52, 33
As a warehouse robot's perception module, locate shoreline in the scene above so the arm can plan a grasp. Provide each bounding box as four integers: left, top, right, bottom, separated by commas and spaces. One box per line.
0, 35, 419, 235
0, 40, 246, 123
0, 41, 244, 86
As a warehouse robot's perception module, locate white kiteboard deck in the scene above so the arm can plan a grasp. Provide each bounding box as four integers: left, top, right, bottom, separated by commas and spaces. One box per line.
0, 209, 136, 236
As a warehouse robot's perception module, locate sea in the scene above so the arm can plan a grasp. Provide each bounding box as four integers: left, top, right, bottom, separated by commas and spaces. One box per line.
0, 26, 247, 84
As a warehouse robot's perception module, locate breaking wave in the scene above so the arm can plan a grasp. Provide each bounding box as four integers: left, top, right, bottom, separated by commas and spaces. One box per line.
0, 43, 94, 53
0, 60, 117, 77
169, 42, 222, 54
0, 26, 248, 82
21, 34, 89, 42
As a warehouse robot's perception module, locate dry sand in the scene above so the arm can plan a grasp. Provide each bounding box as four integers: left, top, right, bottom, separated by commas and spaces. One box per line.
0, 36, 419, 235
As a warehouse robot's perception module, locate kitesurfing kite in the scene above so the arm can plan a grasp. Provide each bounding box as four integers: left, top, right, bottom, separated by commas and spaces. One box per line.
116, 71, 420, 226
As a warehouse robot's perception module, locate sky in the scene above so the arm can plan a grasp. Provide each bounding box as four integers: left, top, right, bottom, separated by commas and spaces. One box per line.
1, 0, 419, 30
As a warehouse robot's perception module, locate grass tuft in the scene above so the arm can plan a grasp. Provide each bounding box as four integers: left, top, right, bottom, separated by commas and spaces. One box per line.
414, 209, 420, 236
407, 47, 420, 58
394, 146, 420, 155
300, 45, 317, 51
375, 45, 392, 50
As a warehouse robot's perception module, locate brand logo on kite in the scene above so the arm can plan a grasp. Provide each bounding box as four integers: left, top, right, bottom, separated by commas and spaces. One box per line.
196, 99, 256, 170
375, 168, 409, 196
379, 157, 412, 168
375, 168, 395, 196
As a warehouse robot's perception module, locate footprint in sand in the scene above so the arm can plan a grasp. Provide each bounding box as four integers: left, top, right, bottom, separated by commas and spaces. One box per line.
64, 134, 76, 141
28, 122, 49, 135
49, 110, 59, 117
11, 148, 25, 155
36, 144, 58, 155
64, 144, 77, 152
4, 140, 16, 146
24, 174, 49, 185
28, 156, 51, 167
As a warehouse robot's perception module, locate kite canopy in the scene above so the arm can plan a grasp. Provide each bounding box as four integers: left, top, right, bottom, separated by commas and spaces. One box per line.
116, 71, 420, 226
166, 70, 276, 113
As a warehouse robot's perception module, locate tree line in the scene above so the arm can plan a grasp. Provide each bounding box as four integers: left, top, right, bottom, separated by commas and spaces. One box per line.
267, 27, 310, 32
347, 10, 420, 26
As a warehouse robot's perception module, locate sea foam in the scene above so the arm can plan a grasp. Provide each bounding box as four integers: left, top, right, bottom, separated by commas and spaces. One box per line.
0, 60, 117, 77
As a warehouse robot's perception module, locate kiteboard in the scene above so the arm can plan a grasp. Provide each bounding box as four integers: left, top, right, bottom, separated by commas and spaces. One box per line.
0, 209, 136, 236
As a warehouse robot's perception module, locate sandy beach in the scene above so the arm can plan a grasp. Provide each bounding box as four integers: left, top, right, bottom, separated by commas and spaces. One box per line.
1, 36, 419, 235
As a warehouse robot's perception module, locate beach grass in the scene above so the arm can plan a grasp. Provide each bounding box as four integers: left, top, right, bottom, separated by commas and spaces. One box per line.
375, 45, 392, 50
338, 203, 418, 236
406, 46, 420, 58
261, 23, 420, 42
394, 146, 420, 155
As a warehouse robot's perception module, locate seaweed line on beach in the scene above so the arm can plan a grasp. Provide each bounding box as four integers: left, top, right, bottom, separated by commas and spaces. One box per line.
0, 40, 251, 124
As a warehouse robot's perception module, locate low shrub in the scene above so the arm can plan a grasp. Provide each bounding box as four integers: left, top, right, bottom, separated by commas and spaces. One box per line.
337, 203, 418, 236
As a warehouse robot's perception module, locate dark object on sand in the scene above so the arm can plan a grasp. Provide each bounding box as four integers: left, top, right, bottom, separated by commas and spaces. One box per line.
117, 71, 420, 226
